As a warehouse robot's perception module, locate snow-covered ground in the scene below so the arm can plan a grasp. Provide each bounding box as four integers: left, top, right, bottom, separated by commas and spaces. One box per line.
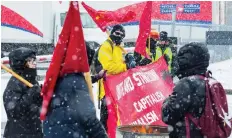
1, 59, 232, 137
208, 58, 232, 90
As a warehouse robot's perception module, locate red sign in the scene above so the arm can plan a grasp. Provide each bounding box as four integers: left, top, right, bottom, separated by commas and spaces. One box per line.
104, 57, 174, 138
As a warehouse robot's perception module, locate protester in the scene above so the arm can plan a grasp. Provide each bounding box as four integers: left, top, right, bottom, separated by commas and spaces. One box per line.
85, 41, 107, 83
86, 41, 96, 66
168, 38, 179, 77
97, 24, 136, 131
41, 2, 108, 137
3, 47, 43, 138
43, 42, 107, 138
162, 42, 231, 138
157, 31, 173, 72
134, 29, 160, 66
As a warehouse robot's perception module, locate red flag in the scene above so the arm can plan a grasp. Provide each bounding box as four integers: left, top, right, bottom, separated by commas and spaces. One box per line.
40, 1, 89, 120
134, 1, 152, 59
81, 2, 138, 32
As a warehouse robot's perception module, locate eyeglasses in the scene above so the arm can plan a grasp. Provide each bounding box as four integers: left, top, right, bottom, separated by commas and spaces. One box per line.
113, 31, 125, 38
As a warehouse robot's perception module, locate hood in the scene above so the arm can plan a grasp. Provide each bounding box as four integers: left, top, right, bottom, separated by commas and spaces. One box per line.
9, 47, 36, 72
176, 42, 210, 78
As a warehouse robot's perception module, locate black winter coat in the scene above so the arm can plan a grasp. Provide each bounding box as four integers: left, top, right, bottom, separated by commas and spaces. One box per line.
3, 77, 43, 138
162, 76, 206, 138
43, 73, 107, 138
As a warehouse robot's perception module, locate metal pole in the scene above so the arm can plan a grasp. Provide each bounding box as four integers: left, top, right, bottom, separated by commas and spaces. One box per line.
189, 26, 192, 40
171, 10, 176, 37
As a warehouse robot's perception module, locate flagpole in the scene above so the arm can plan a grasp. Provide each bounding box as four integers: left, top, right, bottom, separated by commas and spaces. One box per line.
84, 72, 94, 102
1, 64, 33, 87
148, 35, 151, 54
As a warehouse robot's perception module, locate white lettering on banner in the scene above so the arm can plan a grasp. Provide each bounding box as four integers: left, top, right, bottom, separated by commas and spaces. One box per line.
132, 69, 159, 86
133, 91, 165, 113
130, 110, 159, 125
116, 77, 134, 100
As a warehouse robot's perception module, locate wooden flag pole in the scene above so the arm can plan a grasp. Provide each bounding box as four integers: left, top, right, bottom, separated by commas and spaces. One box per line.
1, 64, 33, 88
84, 72, 94, 102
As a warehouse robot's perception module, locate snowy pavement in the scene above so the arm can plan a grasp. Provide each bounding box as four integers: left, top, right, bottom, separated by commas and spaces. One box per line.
1, 59, 232, 137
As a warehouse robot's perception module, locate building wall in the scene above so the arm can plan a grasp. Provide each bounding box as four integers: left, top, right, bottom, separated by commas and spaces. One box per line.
225, 1, 232, 26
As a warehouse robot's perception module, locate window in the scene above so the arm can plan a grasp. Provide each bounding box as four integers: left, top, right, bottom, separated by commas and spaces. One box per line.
60, 12, 97, 28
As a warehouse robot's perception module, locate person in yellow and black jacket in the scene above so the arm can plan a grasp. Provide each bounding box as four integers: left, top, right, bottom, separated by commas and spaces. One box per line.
96, 25, 136, 131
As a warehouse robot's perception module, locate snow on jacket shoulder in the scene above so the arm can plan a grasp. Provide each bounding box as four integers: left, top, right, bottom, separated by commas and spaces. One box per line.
43, 73, 107, 138
162, 76, 206, 138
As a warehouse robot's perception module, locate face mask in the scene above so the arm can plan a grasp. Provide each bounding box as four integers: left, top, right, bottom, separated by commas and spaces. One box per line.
110, 35, 123, 45
110, 30, 125, 45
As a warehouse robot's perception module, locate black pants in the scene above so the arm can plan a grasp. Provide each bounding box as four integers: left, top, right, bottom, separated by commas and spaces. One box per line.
100, 96, 108, 131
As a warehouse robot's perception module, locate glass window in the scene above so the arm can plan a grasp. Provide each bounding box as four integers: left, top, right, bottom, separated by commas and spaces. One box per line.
60, 12, 97, 28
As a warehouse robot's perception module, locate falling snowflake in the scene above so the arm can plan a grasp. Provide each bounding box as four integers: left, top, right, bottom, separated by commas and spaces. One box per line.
74, 26, 79, 32
219, 108, 232, 128
72, 55, 77, 60
7, 101, 15, 110
167, 125, 174, 132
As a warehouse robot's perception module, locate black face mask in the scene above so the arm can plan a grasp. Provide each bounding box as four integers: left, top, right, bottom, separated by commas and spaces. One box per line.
110, 35, 123, 45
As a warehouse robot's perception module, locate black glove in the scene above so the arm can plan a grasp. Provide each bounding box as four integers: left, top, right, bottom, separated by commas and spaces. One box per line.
125, 53, 136, 69
134, 52, 142, 63
91, 70, 107, 83
139, 58, 152, 66
27, 85, 41, 102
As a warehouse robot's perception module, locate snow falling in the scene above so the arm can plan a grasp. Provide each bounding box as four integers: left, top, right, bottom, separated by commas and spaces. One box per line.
1, 1, 232, 138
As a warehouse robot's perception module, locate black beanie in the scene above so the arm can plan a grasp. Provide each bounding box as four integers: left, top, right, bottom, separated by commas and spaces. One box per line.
110, 25, 125, 37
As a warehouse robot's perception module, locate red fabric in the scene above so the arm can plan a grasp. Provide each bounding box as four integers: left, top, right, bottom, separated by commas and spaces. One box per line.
186, 75, 232, 138
104, 57, 174, 138
81, 2, 137, 32
103, 83, 118, 138
1, 5, 43, 37
82, 1, 212, 30
40, 1, 89, 120
134, 1, 152, 59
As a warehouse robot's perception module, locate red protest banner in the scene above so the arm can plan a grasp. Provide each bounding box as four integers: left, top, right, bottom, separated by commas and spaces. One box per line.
104, 56, 173, 137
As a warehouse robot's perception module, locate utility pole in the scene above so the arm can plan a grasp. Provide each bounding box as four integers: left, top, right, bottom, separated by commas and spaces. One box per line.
171, 10, 176, 37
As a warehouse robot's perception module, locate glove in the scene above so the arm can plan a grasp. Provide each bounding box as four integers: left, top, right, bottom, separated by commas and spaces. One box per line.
96, 70, 107, 80
125, 53, 136, 69
126, 60, 136, 69
134, 52, 142, 63
27, 85, 41, 102
139, 58, 152, 66
91, 70, 107, 83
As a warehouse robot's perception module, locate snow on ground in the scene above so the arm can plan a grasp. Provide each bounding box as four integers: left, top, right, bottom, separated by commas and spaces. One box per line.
1, 59, 232, 137
208, 58, 232, 90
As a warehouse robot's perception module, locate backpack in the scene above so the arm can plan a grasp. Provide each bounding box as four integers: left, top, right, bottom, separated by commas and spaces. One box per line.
185, 71, 232, 138
91, 39, 113, 74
